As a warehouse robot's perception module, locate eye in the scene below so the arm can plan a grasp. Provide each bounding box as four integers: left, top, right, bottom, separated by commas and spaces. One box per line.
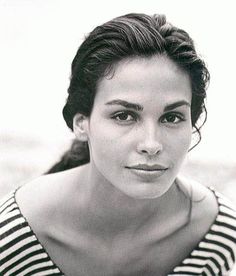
161, 112, 185, 124
111, 111, 137, 123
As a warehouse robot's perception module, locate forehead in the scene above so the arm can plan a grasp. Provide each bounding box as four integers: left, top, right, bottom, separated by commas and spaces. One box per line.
95, 55, 192, 106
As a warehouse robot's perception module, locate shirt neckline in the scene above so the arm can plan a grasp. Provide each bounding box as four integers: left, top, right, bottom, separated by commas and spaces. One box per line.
13, 186, 221, 276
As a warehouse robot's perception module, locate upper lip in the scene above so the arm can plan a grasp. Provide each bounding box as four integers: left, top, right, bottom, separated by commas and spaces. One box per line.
125, 164, 168, 171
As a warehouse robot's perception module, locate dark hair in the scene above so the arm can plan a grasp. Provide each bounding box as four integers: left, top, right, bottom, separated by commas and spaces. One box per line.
47, 13, 210, 174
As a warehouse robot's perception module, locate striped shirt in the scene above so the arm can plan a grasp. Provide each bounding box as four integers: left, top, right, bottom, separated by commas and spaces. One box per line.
0, 187, 236, 276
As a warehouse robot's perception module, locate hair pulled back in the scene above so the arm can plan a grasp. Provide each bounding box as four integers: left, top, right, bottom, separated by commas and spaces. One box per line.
48, 13, 210, 173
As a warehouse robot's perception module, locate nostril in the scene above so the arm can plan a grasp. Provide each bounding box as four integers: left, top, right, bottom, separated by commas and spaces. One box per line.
138, 142, 163, 156
136, 123, 163, 155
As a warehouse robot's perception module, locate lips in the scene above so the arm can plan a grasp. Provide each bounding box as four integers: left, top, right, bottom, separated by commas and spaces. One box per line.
125, 164, 168, 182
125, 164, 168, 171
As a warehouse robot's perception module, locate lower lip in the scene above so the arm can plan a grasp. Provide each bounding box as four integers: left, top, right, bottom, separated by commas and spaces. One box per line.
127, 168, 167, 181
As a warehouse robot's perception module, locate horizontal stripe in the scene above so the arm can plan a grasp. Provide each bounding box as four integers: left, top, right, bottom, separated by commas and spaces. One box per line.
169, 273, 199, 275
0, 196, 14, 211
0, 216, 25, 237
26, 267, 62, 276
183, 257, 207, 266
5, 255, 51, 275
0, 210, 22, 228
218, 197, 236, 211
211, 224, 236, 241
173, 265, 203, 273
1, 225, 32, 248
1, 249, 46, 274
1, 244, 43, 268
0, 200, 16, 215
0, 221, 28, 242
216, 214, 236, 228
1, 236, 38, 260
197, 242, 233, 269
206, 234, 236, 253
220, 205, 236, 219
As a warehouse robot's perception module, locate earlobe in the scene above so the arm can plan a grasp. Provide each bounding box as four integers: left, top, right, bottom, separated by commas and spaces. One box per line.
73, 113, 89, 142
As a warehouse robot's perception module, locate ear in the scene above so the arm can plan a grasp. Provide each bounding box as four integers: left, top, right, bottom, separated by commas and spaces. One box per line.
73, 113, 89, 142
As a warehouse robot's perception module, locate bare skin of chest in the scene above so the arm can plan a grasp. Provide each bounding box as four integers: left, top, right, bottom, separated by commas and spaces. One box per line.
44, 221, 198, 276
39, 185, 218, 276
16, 174, 218, 276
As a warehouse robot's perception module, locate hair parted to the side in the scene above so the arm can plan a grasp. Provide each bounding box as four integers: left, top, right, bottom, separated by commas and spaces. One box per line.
47, 13, 210, 174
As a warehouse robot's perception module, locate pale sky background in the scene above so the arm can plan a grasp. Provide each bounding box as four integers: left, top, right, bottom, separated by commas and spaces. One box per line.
0, 0, 236, 163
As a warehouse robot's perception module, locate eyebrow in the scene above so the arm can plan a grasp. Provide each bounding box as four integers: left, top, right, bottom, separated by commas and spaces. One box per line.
105, 99, 143, 111
105, 99, 190, 112
164, 101, 191, 112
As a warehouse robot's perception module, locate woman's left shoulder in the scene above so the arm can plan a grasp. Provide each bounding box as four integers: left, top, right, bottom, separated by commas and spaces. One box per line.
182, 176, 236, 274
190, 178, 236, 225
176, 176, 236, 274
177, 176, 219, 225
178, 175, 236, 244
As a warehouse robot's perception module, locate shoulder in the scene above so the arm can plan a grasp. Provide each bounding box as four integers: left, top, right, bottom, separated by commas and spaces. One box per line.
210, 189, 236, 254
178, 176, 236, 228
0, 191, 21, 235
0, 189, 63, 275
176, 175, 236, 275
0, 191, 22, 237
0, 191, 36, 271
14, 165, 87, 235
15, 168, 77, 223
198, 189, 236, 275
176, 175, 219, 226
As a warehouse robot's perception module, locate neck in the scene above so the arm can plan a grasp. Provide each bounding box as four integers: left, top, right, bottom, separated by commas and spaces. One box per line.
74, 164, 190, 240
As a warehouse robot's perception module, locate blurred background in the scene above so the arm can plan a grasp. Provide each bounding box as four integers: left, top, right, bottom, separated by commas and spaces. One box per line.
0, 0, 236, 199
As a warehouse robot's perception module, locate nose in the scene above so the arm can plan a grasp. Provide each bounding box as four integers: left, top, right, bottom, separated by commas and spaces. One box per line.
136, 121, 163, 156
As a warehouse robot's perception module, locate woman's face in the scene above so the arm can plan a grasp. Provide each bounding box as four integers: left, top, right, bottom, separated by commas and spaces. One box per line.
82, 55, 192, 199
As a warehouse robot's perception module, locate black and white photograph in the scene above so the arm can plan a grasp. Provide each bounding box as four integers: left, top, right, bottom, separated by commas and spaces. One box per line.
0, 0, 236, 275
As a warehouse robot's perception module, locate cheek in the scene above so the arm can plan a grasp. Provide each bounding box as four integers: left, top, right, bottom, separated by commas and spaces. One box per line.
88, 116, 133, 156
88, 127, 124, 163
165, 128, 192, 160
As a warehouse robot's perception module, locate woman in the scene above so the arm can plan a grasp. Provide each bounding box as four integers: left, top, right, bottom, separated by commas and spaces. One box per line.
1, 13, 236, 276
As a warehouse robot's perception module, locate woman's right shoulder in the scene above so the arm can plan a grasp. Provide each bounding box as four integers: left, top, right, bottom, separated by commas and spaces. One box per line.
15, 170, 74, 221
11, 166, 86, 232
0, 179, 65, 275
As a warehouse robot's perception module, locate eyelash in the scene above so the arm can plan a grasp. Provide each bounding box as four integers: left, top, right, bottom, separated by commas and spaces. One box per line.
111, 111, 138, 123
161, 112, 185, 124
111, 110, 186, 125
